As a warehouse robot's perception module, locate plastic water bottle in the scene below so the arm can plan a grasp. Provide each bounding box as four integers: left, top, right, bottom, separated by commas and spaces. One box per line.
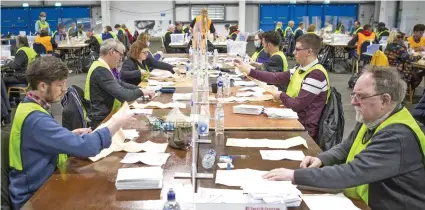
185, 60, 191, 78
189, 46, 193, 56
215, 102, 224, 135
244, 54, 250, 63
223, 75, 231, 97
216, 72, 223, 99
202, 149, 216, 169
163, 188, 181, 210
213, 49, 218, 66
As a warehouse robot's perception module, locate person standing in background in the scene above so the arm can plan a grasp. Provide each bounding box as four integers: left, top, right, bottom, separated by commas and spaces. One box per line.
68, 22, 78, 37
102, 26, 116, 41
293, 22, 305, 41
35, 12, 50, 34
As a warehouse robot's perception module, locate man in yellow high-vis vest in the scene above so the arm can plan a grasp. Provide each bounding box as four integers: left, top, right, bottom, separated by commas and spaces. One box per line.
262, 67, 425, 210
236, 34, 328, 140
35, 12, 50, 34
8, 56, 138, 210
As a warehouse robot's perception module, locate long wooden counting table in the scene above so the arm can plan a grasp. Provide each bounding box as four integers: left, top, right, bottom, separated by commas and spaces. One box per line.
22, 55, 369, 210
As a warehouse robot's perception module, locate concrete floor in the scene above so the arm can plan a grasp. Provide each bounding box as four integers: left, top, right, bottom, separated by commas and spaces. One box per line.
2, 41, 423, 140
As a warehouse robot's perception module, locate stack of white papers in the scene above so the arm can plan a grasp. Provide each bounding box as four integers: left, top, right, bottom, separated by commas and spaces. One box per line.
121, 152, 170, 166
234, 81, 257, 87
301, 193, 360, 210
172, 93, 192, 101
264, 108, 298, 119
149, 70, 173, 78
215, 169, 302, 206
196, 188, 261, 204
115, 167, 163, 190
122, 129, 139, 140
239, 87, 266, 93
226, 136, 308, 149
260, 150, 305, 161
233, 104, 264, 115
236, 91, 263, 97
148, 80, 175, 87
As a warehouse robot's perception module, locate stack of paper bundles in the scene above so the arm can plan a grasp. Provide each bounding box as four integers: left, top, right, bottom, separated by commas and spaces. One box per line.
264, 108, 298, 119
115, 167, 163, 190
233, 104, 264, 115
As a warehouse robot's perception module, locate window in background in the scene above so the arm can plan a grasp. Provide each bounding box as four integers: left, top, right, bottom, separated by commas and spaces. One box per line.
191, 5, 225, 21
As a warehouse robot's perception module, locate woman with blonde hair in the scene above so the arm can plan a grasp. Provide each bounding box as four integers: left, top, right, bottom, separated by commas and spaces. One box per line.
120, 40, 175, 85
384, 30, 423, 89
306, 24, 316, 34
137, 32, 163, 61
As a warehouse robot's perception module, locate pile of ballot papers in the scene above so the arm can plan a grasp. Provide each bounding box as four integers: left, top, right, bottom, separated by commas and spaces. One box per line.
120, 152, 170, 166
122, 129, 140, 140
215, 169, 302, 207
115, 167, 163, 190
263, 108, 298, 119
233, 104, 264, 115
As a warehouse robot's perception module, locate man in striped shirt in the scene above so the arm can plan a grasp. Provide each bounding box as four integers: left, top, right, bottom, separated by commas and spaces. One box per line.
235, 34, 329, 140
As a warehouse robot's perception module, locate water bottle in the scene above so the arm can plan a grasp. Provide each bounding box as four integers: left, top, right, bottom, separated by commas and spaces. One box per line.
163, 188, 181, 210
216, 72, 223, 99
215, 102, 224, 135
197, 105, 209, 137
202, 148, 216, 169
185, 60, 191, 78
213, 49, 218, 66
223, 75, 231, 97
244, 54, 250, 63
189, 46, 193, 56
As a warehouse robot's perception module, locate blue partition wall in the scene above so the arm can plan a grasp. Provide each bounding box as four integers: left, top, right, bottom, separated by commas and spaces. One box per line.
259, 4, 358, 32
1, 6, 90, 35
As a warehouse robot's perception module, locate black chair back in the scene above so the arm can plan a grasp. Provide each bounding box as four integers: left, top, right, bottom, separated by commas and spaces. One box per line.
33, 43, 46, 55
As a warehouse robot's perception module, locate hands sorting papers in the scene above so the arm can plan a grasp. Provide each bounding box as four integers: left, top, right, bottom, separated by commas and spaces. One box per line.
226, 136, 308, 149
260, 150, 305, 161
301, 193, 360, 210
120, 152, 170, 166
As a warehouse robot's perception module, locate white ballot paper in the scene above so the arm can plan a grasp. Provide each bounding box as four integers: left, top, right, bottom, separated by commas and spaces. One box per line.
122, 129, 139, 140
172, 93, 192, 101
260, 150, 305, 161
121, 152, 170, 166
133, 101, 186, 109
263, 108, 298, 119
301, 193, 360, 210
233, 81, 257, 87
226, 136, 308, 149
115, 167, 163, 190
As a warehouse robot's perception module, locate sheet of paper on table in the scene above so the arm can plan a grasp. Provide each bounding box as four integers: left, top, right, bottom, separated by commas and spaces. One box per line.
260, 150, 305, 161
226, 136, 308, 149
239, 86, 266, 93
233, 104, 264, 115
196, 188, 261, 204
236, 91, 264, 97
115, 167, 163, 190
172, 93, 192, 101
122, 129, 139, 140
129, 109, 153, 115
263, 108, 298, 119
233, 81, 257, 87
133, 101, 186, 109
301, 193, 360, 210
120, 152, 171, 166
217, 162, 234, 169
148, 80, 175, 87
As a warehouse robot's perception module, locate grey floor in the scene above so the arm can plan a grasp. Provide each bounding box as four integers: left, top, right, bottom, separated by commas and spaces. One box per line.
2, 41, 423, 140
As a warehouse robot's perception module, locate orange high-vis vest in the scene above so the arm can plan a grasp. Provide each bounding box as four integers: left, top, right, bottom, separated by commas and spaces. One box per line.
35, 36, 53, 52
407, 36, 425, 50
357, 32, 376, 55
195, 15, 212, 35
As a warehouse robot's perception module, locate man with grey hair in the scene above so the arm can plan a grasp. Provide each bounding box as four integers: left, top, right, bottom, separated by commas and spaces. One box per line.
284, 20, 295, 39
85, 39, 154, 128
262, 67, 425, 209
163, 24, 175, 53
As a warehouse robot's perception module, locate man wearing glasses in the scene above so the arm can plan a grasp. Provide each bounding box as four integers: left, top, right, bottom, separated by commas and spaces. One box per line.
85, 39, 155, 129
263, 67, 425, 210
235, 33, 329, 141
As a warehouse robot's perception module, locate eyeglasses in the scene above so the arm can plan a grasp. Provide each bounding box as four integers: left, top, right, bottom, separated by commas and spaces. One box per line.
294, 48, 310, 52
112, 48, 124, 58
141, 51, 149, 55
350, 92, 384, 101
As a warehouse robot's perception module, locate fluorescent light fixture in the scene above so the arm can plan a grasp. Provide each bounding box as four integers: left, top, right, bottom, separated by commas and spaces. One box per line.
324, 0, 330, 4
55, 2, 62, 6
22, 3, 29, 7
289, 0, 296, 4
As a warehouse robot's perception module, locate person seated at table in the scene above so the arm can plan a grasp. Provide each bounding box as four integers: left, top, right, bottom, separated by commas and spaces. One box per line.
114, 24, 130, 50
228, 26, 238, 41
293, 22, 305, 41
384, 30, 423, 90
85, 39, 154, 129
376, 22, 390, 42
102, 26, 116, 41
347, 24, 375, 58
407, 24, 425, 52
254, 31, 288, 72
137, 32, 163, 61
163, 24, 175, 53
350, 21, 363, 36
8, 56, 139, 210
68, 22, 78, 37
121, 24, 133, 44
306, 24, 316, 34
263, 67, 425, 210
183, 24, 191, 34
4, 36, 37, 87
250, 33, 268, 64
334, 20, 345, 34
51, 24, 66, 41
174, 22, 184, 34
121, 41, 175, 86
35, 28, 57, 53
235, 34, 329, 140
76, 24, 87, 40
85, 30, 102, 54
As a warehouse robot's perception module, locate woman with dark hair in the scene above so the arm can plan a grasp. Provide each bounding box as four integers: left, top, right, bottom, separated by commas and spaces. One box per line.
228, 26, 238, 41
120, 41, 175, 86
250, 33, 269, 64
102, 25, 116, 41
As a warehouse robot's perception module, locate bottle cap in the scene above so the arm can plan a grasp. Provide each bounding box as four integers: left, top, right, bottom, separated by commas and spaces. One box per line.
167, 188, 176, 201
